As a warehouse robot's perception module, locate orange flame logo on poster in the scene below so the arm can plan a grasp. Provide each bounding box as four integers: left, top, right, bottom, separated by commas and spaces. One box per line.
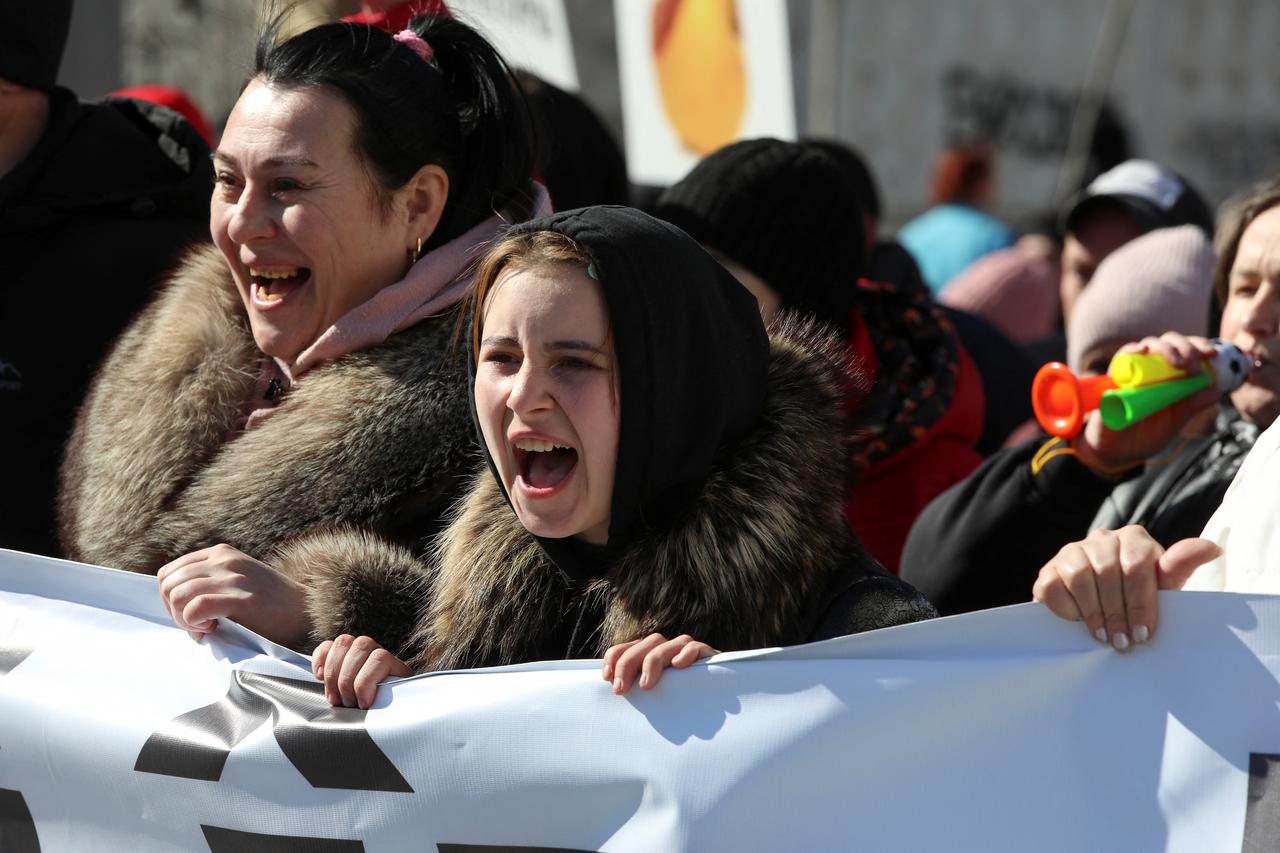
653, 0, 747, 155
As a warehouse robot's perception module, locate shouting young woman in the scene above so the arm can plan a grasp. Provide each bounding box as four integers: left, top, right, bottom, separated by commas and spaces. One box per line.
310, 206, 936, 709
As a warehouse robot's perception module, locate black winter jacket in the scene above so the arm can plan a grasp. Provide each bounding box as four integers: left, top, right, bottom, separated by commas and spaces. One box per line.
899, 406, 1258, 615
0, 89, 212, 557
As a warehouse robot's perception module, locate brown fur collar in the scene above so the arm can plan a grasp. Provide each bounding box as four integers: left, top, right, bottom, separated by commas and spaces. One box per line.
407, 314, 867, 670
58, 243, 477, 575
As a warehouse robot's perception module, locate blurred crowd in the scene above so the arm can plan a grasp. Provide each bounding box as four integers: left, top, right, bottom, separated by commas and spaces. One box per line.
3, 1, 1279, 700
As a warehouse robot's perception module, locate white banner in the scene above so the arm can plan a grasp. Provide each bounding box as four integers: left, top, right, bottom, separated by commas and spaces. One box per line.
448, 0, 578, 91
2, 548, 1279, 851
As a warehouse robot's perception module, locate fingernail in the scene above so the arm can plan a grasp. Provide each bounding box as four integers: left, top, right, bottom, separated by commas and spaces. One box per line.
1113, 632, 1130, 652
613, 677, 623, 694
601, 664, 612, 681
1094, 628, 1108, 644
1133, 625, 1149, 644
639, 672, 650, 689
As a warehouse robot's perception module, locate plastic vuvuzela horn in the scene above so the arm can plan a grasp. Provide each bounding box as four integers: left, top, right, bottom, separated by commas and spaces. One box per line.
1097, 372, 1212, 430
1032, 340, 1253, 439
1031, 363, 1117, 438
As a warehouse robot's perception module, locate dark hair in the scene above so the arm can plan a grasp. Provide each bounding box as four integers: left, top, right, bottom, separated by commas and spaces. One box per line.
516, 70, 629, 211
1213, 174, 1280, 310
254, 11, 536, 250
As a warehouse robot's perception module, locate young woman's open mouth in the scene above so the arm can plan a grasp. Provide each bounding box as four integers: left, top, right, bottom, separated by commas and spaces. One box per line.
512, 436, 578, 497
249, 266, 312, 308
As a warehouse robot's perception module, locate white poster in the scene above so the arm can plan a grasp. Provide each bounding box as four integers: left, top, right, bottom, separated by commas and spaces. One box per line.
2, 547, 1280, 851
448, 0, 579, 91
614, 0, 796, 185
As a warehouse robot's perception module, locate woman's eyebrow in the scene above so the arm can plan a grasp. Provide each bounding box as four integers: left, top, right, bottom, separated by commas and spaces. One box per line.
480, 335, 520, 349
546, 340, 607, 354
211, 152, 319, 170
261, 156, 320, 169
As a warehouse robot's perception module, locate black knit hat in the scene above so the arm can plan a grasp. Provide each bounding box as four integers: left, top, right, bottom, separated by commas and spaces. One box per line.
653, 137, 867, 328
0, 0, 73, 92
807, 137, 882, 221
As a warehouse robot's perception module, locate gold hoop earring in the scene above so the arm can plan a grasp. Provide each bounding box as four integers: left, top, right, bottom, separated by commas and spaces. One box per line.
411, 237, 425, 264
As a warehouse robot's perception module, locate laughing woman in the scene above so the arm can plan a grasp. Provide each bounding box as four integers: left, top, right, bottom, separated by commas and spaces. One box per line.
311, 206, 936, 709
56, 13, 545, 649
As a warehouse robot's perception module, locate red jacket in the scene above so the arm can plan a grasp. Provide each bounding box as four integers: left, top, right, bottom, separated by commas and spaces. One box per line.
843, 312, 985, 573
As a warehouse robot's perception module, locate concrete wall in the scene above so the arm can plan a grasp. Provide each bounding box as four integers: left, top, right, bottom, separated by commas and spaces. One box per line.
59, 0, 123, 99
121, 0, 260, 134
820, 0, 1280, 226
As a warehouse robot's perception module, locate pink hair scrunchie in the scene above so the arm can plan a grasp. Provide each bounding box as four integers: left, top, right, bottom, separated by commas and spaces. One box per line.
393, 28, 434, 62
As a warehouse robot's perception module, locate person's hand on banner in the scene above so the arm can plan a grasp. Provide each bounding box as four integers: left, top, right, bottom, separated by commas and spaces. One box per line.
602, 633, 719, 694
312, 634, 413, 709
156, 544, 311, 648
1032, 526, 1222, 652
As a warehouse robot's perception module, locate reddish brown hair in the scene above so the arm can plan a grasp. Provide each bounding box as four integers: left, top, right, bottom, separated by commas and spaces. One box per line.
931, 144, 994, 204
468, 229, 594, 360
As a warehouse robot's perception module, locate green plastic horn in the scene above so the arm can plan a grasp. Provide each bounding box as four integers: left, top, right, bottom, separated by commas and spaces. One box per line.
1098, 372, 1212, 431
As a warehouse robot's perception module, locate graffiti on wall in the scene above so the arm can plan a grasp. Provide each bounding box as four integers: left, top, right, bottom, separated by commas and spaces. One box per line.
941, 65, 1130, 175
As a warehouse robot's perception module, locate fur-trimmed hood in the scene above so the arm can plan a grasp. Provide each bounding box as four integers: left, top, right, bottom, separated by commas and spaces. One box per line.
58, 243, 477, 579
306, 315, 936, 668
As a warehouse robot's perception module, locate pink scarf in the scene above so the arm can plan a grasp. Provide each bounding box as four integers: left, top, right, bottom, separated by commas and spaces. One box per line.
237, 183, 552, 431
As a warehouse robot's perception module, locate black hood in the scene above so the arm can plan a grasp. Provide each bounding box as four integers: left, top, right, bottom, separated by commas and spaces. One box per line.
0, 88, 213, 229
0, 0, 71, 92
468, 205, 770, 583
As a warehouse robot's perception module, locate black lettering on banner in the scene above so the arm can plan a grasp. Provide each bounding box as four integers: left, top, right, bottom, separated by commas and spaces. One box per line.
0, 788, 41, 853
1243, 752, 1280, 852
437, 840, 596, 845
0, 646, 32, 676
202, 825, 363, 852
135, 671, 412, 792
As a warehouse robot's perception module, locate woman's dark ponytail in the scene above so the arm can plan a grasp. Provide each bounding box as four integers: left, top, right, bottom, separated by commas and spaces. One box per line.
255, 11, 537, 249
414, 15, 537, 245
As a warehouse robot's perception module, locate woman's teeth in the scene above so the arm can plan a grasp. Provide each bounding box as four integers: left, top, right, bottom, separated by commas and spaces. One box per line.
514, 438, 571, 452
249, 267, 305, 302
514, 439, 578, 489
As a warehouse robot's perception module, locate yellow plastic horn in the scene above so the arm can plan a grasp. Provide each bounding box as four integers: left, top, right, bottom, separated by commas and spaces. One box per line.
1108, 352, 1188, 389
